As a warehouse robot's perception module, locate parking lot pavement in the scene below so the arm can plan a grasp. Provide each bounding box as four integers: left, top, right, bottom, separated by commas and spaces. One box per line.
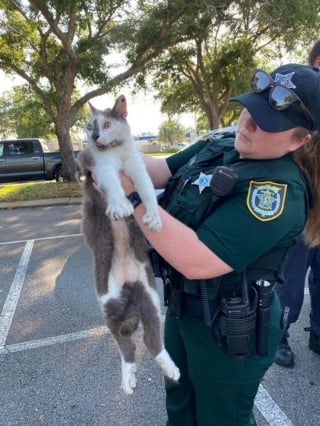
0, 205, 320, 425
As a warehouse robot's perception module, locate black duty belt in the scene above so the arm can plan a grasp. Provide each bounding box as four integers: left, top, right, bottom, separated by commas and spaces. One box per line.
166, 281, 275, 359
166, 290, 203, 319
167, 289, 219, 320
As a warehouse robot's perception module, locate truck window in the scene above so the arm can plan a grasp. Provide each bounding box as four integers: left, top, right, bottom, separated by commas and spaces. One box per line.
33, 140, 42, 153
8, 143, 20, 155
7, 140, 36, 155
0, 143, 3, 156
19, 141, 35, 154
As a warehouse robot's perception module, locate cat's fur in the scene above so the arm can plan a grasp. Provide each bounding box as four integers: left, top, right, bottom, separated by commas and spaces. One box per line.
77, 95, 180, 394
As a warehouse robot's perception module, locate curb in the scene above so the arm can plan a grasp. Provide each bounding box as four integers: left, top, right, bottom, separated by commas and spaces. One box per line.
0, 197, 82, 210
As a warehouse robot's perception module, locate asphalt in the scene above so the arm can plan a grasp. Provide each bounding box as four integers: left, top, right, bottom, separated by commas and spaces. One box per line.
1, 198, 320, 425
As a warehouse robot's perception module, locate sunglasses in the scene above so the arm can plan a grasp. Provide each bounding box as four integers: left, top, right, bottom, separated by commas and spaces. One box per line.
251, 69, 315, 127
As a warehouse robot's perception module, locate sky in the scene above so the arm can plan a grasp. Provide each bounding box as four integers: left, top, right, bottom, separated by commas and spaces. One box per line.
85, 88, 195, 136
91, 91, 168, 136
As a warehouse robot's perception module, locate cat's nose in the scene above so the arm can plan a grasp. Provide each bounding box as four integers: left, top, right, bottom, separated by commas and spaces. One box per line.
92, 131, 99, 141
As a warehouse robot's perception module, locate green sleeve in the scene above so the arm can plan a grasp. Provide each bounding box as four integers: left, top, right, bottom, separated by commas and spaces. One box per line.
197, 183, 306, 272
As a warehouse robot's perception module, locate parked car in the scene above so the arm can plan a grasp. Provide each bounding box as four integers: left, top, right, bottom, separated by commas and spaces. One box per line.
0, 138, 72, 183
173, 142, 189, 149
208, 125, 237, 138
160, 143, 186, 152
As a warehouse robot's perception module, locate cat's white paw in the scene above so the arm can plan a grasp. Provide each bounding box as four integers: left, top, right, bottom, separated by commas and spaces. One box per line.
155, 349, 180, 382
142, 210, 162, 232
106, 198, 134, 220
121, 362, 137, 395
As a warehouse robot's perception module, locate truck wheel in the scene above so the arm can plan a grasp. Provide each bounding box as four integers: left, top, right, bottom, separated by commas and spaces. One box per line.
54, 166, 63, 182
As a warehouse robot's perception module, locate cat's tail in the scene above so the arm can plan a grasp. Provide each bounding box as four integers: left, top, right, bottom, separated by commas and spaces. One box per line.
105, 294, 140, 338
106, 312, 139, 338
119, 316, 140, 337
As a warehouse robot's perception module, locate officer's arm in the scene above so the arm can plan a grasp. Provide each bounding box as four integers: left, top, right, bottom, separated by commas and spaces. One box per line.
133, 203, 233, 279
121, 169, 233, 279
141, 153, 172, 189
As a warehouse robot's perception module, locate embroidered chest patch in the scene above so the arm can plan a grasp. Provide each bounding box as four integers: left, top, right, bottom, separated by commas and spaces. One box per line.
247, 181, 288, 222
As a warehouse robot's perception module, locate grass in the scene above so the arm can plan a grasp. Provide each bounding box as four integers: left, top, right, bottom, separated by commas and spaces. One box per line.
0, 181, 82, 203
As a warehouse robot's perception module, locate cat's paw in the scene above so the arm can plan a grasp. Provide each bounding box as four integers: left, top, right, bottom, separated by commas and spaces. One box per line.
106, 198, 134, 220
121, 362, 137, 395
155, 349, 180, 382
142, 210, 162, 232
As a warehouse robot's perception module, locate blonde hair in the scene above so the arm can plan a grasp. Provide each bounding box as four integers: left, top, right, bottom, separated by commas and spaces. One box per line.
293, 128, 320, 246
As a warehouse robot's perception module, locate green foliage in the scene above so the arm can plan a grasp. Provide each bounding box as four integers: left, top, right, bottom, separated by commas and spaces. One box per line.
0, 85, 89, 140
0, 0, 320, 177
158, 118, 186, 144
0, 0, 218, 180
0, 86, 52, 138
154, 37, 257, 129
151, 0, 320, 129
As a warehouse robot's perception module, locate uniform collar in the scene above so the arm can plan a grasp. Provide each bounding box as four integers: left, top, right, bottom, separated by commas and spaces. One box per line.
223, 148, 239, 165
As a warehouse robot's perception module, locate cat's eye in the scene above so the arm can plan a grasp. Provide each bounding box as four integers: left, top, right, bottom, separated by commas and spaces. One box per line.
104, 121, 111, 129
87, 124, 93, 130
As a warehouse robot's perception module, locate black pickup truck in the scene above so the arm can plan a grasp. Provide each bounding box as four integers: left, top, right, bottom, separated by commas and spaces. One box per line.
0, 138, 65, 183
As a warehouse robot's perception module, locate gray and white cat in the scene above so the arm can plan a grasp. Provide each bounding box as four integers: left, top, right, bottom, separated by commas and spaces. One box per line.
77, 95, 180, 394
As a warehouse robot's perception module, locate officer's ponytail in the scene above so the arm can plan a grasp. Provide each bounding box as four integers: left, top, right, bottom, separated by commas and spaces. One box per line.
294, 128, 320, 247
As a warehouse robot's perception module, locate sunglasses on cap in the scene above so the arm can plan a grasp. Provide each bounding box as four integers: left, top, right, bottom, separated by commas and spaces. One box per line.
251, 69, 315, 127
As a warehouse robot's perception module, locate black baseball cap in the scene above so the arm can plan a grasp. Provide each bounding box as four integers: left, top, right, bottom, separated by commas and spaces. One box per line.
232, 64, 320, 132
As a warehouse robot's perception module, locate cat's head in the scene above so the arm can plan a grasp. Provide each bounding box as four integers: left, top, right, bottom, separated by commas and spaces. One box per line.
86, 95, 131, 150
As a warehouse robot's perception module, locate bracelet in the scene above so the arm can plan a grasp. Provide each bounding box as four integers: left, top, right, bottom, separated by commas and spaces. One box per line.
127, 191, 142, 209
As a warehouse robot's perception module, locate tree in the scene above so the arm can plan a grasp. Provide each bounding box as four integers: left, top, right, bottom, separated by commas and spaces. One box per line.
0, 0, 221, 180
158, 118, 186, 145
0, 86, 55, 138
0, 85, 89, 141
151, 0, 320, 130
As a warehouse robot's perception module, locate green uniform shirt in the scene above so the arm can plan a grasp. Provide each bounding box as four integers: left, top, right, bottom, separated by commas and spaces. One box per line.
165, 134, 309, 297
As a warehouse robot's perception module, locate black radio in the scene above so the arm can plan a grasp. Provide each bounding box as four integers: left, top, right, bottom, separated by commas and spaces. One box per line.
217, 284, 258, 359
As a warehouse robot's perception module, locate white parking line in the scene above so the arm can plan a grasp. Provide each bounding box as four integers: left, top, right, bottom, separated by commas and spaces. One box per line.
0, 326, 107, 355
0, 233, 83, 245
0, 240, 34, 348
0, 234, 294, 426
256, 386, 293, 425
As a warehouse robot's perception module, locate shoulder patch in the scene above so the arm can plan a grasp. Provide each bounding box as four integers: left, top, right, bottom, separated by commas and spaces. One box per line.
247, 181, 288, 222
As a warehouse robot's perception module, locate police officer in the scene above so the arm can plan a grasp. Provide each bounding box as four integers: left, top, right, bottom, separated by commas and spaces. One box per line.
121, 64, 320, 425
275, 41, 320, 368
275, 238, 320, 367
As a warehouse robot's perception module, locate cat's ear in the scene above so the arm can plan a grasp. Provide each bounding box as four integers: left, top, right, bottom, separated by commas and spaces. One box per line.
113, 95, 128, 118
88, 102, 99, 115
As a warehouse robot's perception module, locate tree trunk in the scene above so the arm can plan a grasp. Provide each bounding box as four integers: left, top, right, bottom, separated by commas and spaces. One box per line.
208, 111, 220, 130
55, 120, 77, 182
